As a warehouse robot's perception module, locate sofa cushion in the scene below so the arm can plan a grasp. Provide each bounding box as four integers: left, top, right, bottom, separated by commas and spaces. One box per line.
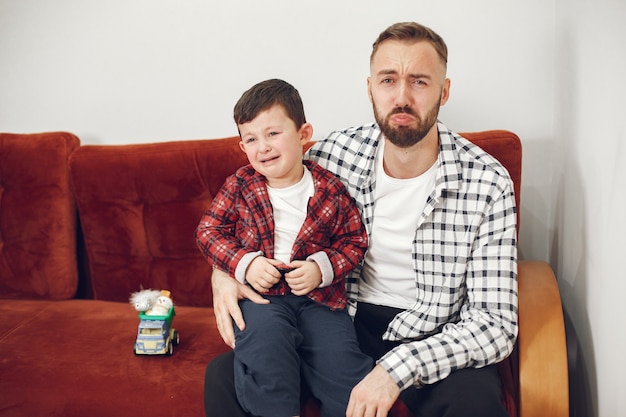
69, 136, 247, 306
0, 132, 80, 300
0, 299, 229, 417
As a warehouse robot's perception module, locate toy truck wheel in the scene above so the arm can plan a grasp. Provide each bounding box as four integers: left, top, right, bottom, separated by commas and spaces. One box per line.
165, 341, 173, 356
173, 330, 180, 346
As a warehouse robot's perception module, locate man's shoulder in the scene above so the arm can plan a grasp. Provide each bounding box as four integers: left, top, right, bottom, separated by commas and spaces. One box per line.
306, 123, 379, 163
330, 123, 380, 140
304, 160, 347, 190
311, 123, 379, 149
440, 127, 512, 181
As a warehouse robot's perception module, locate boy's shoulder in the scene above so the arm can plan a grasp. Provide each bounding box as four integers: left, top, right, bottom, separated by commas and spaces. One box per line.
220, 164, 264, 189
233, 164, 259, 179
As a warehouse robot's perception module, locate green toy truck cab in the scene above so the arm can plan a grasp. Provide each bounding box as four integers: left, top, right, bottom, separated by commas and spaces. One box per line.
134, 306, 180, 355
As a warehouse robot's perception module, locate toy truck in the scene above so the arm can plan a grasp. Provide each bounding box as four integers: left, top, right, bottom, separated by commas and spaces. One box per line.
134, 306, 180, 356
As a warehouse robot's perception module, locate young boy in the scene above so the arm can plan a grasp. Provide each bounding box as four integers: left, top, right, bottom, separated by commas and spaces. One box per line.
195, 79, 373, 417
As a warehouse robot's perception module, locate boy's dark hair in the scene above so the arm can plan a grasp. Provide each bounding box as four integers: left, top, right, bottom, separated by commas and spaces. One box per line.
233, 79, 306, 128
371, 22, 448, 67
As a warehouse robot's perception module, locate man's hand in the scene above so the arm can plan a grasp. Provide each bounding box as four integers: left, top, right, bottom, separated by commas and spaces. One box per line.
211, 268, 269, 348
284, 260, 322, 296
346, 364, 401, 417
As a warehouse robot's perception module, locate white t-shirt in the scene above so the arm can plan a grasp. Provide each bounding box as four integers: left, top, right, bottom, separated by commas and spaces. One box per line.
359, 138, 437, 309
267, 166, 314, 264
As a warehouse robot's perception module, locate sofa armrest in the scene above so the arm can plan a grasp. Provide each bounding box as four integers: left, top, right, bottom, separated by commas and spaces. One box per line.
517, 260, 569, 417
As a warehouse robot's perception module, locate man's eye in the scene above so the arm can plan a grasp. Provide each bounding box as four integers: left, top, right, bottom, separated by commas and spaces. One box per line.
382, 78, 393, 84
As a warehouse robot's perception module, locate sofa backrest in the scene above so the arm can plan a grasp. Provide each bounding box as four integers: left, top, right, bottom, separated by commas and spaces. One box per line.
69, 131, 521, 308
0, 132, 81, 300
461, 130, 522, 228
69, 136, 246, 306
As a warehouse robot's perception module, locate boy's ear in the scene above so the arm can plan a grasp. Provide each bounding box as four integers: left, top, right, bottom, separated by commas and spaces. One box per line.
299, 123, 313, 143
238, 140, 246, 153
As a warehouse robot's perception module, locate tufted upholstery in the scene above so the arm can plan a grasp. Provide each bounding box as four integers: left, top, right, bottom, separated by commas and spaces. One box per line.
0, 132, 80, 300
69, 137, 248, 306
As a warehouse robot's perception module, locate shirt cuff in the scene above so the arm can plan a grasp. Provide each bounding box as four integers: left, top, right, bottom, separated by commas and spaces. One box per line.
306, 251, 333, 288
234, 251, 263, 284
377, 343, 423, 391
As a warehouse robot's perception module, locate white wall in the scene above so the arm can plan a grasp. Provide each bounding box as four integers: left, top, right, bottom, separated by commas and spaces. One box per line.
0, 1, 553, 141
2, 0, 625, 415
554, 1, 626, 416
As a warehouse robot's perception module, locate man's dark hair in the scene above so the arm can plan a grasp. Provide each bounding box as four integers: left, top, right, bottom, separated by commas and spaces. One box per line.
371, 22, 448, 67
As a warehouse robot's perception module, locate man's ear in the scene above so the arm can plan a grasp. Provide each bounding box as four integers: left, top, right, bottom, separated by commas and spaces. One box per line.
367, 77, 373, 103
299, 123, 314, 143
440, 78, 451, 106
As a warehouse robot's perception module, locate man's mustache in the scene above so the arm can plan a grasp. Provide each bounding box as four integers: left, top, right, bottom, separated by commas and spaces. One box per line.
390, 106, 418, 118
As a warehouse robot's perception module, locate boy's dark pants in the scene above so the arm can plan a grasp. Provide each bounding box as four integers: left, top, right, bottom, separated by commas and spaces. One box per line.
232, 295, 372, 417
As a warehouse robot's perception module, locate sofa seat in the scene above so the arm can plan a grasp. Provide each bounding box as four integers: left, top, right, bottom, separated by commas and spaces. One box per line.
0, 299, 228, 417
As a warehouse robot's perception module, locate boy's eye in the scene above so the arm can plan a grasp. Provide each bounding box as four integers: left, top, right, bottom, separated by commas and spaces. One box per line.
244, 137, 256, 144
268, 131, 279, 136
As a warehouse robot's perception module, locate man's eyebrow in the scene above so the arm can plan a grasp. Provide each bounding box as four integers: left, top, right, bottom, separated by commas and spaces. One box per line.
375, 69, 432, 79
410, 73, 432, 79
375, 69, 398, 76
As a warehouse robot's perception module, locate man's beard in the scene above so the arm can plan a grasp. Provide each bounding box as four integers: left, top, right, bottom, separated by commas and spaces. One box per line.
373, 100, 440, 148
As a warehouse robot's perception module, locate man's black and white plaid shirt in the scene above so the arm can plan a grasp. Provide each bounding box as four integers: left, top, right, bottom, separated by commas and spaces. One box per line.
305, 121, 518, 390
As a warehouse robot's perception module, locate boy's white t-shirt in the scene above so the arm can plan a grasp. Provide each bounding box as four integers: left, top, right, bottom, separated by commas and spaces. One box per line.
267, 166, 314, 265
359, 138, 438, 310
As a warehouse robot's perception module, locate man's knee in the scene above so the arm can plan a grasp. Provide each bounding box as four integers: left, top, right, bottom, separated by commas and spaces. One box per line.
205, 351, 235, 390
400, 365, 508, 417
204, 351, 249, 417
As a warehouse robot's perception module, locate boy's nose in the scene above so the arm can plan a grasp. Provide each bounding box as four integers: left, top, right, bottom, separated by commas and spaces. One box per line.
258, 138, 272, 152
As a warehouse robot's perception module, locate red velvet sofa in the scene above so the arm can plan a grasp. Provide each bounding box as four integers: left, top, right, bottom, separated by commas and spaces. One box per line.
0, 131, 568, 417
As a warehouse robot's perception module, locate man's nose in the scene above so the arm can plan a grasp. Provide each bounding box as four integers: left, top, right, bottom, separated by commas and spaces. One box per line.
394, 81, 412, 108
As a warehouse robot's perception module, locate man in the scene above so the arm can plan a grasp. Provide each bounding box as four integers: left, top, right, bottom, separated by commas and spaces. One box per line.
206, 21, 518, 417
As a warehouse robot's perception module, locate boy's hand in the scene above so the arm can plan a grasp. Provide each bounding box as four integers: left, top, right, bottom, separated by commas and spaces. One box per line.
284, 260, 322, 296
245, 257, 282, 293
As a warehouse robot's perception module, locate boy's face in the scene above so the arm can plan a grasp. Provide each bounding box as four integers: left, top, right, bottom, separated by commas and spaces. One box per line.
238, 105, 313, 188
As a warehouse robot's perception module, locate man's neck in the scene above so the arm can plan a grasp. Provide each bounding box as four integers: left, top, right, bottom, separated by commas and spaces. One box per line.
382, 132, 439, 179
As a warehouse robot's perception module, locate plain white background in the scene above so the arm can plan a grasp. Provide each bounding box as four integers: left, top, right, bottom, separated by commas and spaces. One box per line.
1, 1, 625, 416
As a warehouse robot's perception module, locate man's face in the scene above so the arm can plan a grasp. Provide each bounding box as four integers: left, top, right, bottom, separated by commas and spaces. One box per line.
368, 40, 450, 148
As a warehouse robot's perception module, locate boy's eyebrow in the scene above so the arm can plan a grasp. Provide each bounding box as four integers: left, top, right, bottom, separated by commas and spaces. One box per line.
238, 124, 283, 135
